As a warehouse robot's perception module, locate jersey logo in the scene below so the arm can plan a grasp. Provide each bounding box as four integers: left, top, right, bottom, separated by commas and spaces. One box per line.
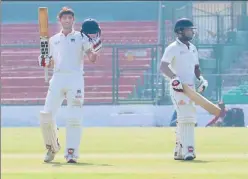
71, 38, 75, 42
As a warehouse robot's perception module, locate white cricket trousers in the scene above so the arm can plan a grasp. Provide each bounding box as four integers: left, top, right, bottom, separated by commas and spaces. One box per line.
170, 84, 197, 123
170, 84, 197, 157
44, 71, 84, 158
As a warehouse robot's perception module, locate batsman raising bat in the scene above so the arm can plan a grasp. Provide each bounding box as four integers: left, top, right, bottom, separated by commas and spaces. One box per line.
160, 18, 208, 160
38, 7, 102, 163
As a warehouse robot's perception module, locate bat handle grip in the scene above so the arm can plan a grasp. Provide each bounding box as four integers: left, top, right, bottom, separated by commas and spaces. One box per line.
44, 67, 49, 82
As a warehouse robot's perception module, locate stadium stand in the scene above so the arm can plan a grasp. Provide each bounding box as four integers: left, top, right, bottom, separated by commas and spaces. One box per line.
1, 21, 172, 104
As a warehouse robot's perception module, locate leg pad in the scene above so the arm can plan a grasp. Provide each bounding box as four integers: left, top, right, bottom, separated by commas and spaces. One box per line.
40, 111, 60, 153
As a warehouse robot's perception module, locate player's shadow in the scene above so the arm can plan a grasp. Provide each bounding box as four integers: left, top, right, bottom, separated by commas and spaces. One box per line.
179, 159, 210, 163
44, 162, 112, 167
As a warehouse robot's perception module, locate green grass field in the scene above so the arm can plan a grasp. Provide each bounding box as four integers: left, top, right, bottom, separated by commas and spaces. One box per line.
2, 127, 248, 179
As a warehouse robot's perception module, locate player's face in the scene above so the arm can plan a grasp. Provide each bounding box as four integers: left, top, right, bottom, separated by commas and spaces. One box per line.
60, 14, 74, 30
87, 33, 99, 39
182, 28, 195, 41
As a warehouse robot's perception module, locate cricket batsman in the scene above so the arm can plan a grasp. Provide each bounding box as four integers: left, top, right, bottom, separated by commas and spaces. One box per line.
38, 7, 102, 163
160, 18, 208, 160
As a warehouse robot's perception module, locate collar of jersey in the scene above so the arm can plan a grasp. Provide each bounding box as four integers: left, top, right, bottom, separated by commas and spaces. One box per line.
59, 29, 75, 36
176, 37, 192, 48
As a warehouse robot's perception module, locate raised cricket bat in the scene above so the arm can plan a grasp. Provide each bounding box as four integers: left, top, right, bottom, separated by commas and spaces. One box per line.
182, 84, 221, 116
38, 7, 49, 82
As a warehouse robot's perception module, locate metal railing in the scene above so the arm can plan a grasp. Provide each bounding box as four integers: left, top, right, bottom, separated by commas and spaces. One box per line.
2, 42, 248, 105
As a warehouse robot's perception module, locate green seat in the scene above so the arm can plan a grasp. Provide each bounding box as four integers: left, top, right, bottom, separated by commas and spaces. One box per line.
223, 94, 248, 104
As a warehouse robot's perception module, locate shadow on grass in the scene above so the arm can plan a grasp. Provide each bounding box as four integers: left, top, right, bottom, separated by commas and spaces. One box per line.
43, 162, 113, 167
179, 159, 211, 163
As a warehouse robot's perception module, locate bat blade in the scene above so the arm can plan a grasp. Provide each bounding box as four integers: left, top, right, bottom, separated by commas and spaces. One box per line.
38, 7, 49, 82
182, 84, 221, 116
38, 7, 49, 37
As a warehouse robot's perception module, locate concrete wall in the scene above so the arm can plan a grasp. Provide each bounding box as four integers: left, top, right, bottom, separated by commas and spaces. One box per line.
1, 105, 247, 127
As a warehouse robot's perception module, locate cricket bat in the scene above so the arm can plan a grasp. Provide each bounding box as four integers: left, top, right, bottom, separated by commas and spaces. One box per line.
182, 84, 221, 116
38, 7, 49, 82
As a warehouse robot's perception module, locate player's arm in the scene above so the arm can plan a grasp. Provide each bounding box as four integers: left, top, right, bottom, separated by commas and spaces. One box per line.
160, 46, 183, 92
194, 47, 202, 79
86, 50, 98, 63
83, 36, 102, 63
160, 46, 176, 79
47, 58, 54, 68
194, 49, 208, 92
194, 64, 201, 80
160, 61, 176, 79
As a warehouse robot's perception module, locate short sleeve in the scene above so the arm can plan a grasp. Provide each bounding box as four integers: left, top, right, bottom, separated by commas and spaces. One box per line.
161, 45, 175, 64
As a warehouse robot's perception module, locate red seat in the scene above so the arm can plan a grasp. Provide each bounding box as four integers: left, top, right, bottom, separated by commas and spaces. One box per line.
1, 90, 131, 99
1, 76, 141, 86
1, 21, 174, 45
1, 21, 163, 104
1, 97, 115, 104
1, 85, 134, 93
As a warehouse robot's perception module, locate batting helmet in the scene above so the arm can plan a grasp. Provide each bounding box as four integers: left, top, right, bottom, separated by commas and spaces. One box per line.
80, 18, 101, 36
174, 18, 196, 33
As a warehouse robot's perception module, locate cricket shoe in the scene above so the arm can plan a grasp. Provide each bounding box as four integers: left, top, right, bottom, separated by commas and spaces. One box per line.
183, 146, 196, 161
174, 153, 183, 160
174, 143, 183, 160
43, 139, 61, 163
174, 153, 196, 160
65, 148, 77, 163
44, 150, 56, 163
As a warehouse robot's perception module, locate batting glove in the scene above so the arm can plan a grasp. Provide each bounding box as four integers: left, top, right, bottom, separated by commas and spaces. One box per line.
197, 76, 208, 93
90, 37, 102, 54
38, 55, 51, 67
171, 76, 184, 92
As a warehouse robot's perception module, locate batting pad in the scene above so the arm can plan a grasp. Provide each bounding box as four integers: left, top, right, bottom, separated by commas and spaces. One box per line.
65, 107, 83, 158
40, 111, 60, 153
177, 122, 195, 156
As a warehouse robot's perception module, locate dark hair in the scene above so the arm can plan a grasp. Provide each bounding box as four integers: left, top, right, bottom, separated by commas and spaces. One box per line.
58, 7, 74, 19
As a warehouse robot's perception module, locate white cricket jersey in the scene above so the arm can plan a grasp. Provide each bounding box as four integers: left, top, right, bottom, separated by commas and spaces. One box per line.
161, 38, 199, 84
49, 30, 91, 74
